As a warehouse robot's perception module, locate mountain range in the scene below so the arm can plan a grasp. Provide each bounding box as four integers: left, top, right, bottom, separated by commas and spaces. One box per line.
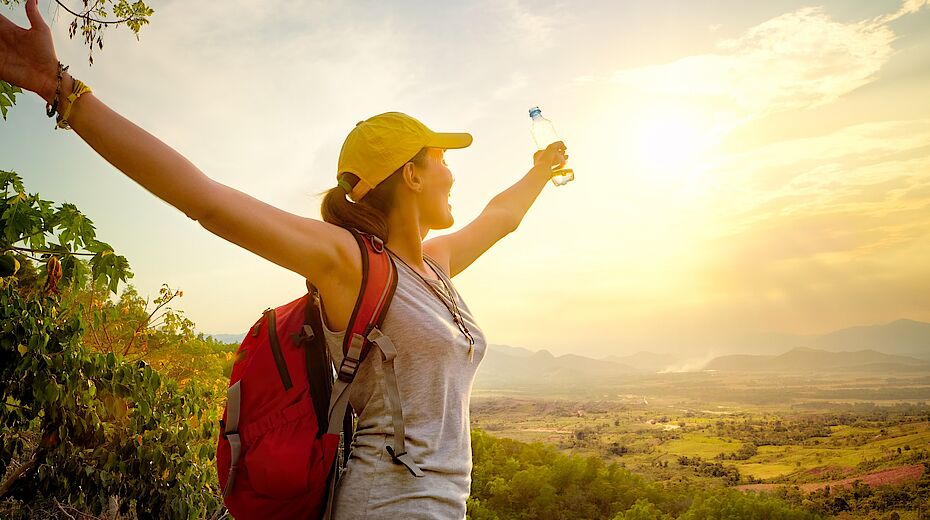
475, 345, 637, 389
209, 319, 929, 357
205, 319, 930, 388
718, 319, 930, 359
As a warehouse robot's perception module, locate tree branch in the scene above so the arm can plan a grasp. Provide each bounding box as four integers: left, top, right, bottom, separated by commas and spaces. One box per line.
55, 0, 135, 25
0, 449, 38, 498
54, 498, 77, 520
122, 292, 176, 356
1, 246, 96, 257
101, 321, 115, 354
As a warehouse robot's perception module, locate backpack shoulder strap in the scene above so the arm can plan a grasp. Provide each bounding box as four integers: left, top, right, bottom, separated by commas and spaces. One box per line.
303, 229, 397, 436
320, 229, 397, 430
336, 228, 398, 382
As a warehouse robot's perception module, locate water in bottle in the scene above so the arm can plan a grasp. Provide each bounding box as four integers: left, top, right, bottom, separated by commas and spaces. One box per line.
529, 106, 574, 186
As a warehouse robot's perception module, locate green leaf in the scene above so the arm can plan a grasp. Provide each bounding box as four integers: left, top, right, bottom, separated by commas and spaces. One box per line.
45, 381, 60, 403
55, 203, 97, 249
0, 80, 21, 120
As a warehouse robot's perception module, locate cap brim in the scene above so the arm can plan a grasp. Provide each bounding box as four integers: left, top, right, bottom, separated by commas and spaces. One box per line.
427, 132, 473, 149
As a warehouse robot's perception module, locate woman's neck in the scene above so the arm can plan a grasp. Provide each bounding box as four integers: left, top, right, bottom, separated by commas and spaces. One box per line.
385, 206, 433, 278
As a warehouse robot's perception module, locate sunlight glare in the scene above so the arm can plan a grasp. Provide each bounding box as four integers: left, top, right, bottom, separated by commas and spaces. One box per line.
627, 105, 722, 188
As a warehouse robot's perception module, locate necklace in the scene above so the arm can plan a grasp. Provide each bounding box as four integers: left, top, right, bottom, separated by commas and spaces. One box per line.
388, 250, 476, 362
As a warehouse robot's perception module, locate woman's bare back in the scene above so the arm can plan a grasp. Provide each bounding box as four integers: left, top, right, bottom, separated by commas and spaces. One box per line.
308, 226, 364, 334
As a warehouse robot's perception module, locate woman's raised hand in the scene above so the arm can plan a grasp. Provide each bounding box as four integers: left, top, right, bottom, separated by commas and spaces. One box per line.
0, 0, 59, 103
533, 140, 569, 172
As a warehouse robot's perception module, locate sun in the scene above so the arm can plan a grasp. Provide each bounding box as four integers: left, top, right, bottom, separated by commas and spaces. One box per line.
627, 105, 723, 186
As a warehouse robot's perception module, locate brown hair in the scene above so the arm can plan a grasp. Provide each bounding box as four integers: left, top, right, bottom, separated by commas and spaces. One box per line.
320, 148, 429, 242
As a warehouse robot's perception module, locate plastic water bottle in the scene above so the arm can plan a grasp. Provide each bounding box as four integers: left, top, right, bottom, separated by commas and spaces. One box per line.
529, 106, 574, 186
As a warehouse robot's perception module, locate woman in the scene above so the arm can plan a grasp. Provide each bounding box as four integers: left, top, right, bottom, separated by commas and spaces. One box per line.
0, 1, 568, 518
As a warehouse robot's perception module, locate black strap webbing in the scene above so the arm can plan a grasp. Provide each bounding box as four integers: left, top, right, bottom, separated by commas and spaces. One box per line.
265, 309, 293, 391
304, 287, 334, 437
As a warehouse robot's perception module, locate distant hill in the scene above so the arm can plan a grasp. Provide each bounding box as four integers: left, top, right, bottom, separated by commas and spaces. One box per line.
703, 347, 930, 373
488, 344, 535, 358
732, 319, 930, 358
810, 319, 930, 358
604, 351, 679, 373
475, 345, 637, 390
206, 333, 246, 345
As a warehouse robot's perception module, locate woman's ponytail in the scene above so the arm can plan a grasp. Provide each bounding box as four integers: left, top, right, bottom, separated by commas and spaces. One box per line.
320, 148, 428, 243
321, 171, 391, 241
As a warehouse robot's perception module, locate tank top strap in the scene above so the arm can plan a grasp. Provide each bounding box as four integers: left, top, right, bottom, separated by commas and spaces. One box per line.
422, 253, 451, 283
421, 254, 459, 301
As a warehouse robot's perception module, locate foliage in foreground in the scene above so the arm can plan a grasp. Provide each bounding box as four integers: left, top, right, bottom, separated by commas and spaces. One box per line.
0, 171, 221, 519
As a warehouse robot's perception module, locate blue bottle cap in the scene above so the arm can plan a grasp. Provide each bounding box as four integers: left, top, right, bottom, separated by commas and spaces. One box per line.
529, 107, 542, 118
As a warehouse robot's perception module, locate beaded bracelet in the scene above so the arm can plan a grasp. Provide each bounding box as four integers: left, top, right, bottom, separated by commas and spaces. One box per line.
55, 78, 92, 130
45, 62, 68, 118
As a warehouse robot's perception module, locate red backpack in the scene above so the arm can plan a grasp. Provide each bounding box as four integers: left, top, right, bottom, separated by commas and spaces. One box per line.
215, 229, 422, 519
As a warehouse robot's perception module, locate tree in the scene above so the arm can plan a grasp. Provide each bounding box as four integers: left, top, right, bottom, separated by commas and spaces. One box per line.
614, 498, 672, 520
1, 0, 154, 65
0, 172, 221, 519
680, 490, 822, 520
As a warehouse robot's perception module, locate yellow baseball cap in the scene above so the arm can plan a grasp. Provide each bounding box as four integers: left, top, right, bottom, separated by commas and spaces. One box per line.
337, 112, 473, 202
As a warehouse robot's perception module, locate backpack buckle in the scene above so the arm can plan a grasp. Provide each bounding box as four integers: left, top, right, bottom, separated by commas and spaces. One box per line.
337, 332, 367, 382
337, 356, 360, 382
369, 234, 384, 253
300, 324, 315, 341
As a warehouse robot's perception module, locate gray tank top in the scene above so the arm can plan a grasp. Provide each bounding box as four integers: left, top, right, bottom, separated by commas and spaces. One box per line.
320, 253, 487, 520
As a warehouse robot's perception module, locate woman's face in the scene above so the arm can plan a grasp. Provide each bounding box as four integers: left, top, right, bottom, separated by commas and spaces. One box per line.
416, 147, 455, 230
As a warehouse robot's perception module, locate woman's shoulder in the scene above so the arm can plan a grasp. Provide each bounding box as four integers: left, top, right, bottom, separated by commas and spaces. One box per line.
308, 226, 363, 334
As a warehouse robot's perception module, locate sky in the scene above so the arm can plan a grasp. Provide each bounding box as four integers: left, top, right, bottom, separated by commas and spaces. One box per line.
2, 0, 929, 359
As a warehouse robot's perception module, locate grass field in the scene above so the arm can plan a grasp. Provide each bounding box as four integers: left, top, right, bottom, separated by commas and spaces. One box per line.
658, 432, 743, 459
471, 370, 930, 489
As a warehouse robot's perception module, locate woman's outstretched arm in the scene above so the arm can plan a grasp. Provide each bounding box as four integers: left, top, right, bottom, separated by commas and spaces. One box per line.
0, 0, 355, 280
423, 141, 567, 277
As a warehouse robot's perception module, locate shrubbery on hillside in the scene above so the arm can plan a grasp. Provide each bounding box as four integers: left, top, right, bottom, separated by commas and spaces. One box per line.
468, 429, 822, 519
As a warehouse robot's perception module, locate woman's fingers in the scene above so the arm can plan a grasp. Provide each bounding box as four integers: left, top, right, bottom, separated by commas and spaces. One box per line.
548, 141, 567, 167
0, 0, 57, 99
25, 0, 47, 31
533, 141, 569, 171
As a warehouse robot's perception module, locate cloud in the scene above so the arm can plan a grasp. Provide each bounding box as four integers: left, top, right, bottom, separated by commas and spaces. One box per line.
705, 119, 930, 230
608, 1, 927, 122
491, 0, 557, 52
872, 0, 930, 24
